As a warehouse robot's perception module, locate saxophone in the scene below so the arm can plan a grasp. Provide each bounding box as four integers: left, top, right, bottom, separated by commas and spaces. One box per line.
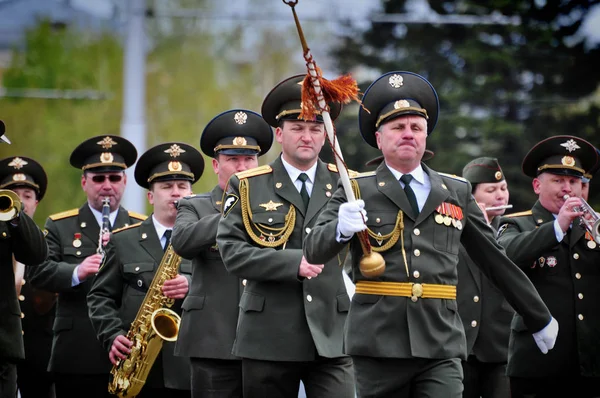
109, 243, 183, 397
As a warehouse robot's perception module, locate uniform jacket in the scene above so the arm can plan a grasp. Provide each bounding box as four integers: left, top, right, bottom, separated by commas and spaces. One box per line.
172, 186, 244, 360
303, 162, 551, 360
87, 216, 192, 390
498, 200, 600, 378
457, 217, 513, 363
0, 214, 48, 361
216, 157, 351, 361
26, 203, 145, 374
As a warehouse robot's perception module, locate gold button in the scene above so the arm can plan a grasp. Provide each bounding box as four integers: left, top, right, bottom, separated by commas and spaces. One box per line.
471, 320, 477, 327
441, 184, 447, 190
578, 314, 584, 321
413, 270, 420, 278
2, 232, 6, 237
18, 295, 25, 301
137, 280, 143, 287
242, 279, 247, 286
142, 233, 147, 239
124, 223, 129, 227
76, 251, 81, 256
268, 218, 273, 223
414, 228, 420, 236
414, 249, 420, 257
21, 279, 26, 286
578, 293, 583, 300
376, 218, 381, 223
573, 253, 580, 260
473, 296, 479, 303
306, 295, 313, 302
135, 266, 140, 271
22, 330, 24, 335
576, 273, 582, 279
21, 312, 25, 319
411, 296, 418, 302
80, 222, 87, 228
305, 228, 311, 234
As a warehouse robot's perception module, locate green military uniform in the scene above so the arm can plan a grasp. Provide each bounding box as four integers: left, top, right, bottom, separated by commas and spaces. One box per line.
457, 158, 513, 398
172, 109, 273, 398
216, 75, 354, 398
88, 142, 204, 397
303, 71, 553, 398
498, 135, 600, 397
26, 135, 143, 398
0, 155, 56, 398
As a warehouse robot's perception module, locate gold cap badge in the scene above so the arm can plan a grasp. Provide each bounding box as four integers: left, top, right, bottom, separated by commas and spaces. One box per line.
560, 139, 580, 153
388, 74, 404, 89
100, 152, 114, 163
234, 111, 248, 125
495, 171, 502, 181
233, 137, 247, 146
164, 144, 185, 158
561, 156, 575, 167
168, 161, 182, 172
8, 157, 27, 169
97, 136, 118, 149
394, 100, 410, 109
12, 173, 26, 182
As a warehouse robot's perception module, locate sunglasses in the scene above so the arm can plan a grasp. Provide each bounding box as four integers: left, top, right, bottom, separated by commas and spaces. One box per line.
90, 175, 123, 184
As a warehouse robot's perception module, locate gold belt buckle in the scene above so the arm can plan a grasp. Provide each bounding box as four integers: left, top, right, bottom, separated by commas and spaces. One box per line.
411, 283, 423, 302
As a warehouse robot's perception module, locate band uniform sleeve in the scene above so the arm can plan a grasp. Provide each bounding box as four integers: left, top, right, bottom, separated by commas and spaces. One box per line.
172, 198, 220, 260
87, 243, 127, 352
216, 175, 303, 282
26, 217, 78, 292
497, 217, 558, 266
460, 191, 551, 333
10, 211, 48, 266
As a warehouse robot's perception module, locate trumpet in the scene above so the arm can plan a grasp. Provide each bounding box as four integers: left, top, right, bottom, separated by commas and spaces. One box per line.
0, 189, 22, 221
563, 194, 600, 244
485, 204, 513, 211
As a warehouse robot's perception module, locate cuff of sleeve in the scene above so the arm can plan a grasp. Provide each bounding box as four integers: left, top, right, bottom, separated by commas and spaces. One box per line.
553, 219, 565, 243
71, 266, 81, 287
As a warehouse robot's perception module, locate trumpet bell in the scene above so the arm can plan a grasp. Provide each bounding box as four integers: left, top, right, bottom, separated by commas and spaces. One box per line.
0, 189, 22, 221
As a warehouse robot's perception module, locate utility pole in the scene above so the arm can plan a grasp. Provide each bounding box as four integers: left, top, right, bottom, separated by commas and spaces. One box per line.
121, 0, 146, 213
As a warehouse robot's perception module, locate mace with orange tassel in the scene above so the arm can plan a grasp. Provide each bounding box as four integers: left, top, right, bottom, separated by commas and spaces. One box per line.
282, 0, 385, 278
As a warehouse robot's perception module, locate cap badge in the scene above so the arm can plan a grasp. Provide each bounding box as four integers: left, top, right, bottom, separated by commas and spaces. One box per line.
495, 171, 502, 181
560, 139, 580, 153
97, 136, 118, 149
388, 74, 404, 89
233, 137, 247, 146
8, 157, 27, 169
259, 200, 284, 211
561, 156, 575, 167
394, 100, 410, 109
168, 161, 182, 172
100, 152, 114, 164
12, 173, 26, 182
234, 111, 248, 125
165, 144, 185, 158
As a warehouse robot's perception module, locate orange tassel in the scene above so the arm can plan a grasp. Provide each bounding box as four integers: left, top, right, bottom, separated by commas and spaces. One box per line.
299, 70, 362, 121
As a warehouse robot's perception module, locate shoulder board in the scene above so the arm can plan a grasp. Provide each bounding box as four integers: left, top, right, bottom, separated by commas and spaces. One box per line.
49, 208, 79, 221
183, 193, 211, 200
128, 210, 147, 221
351, 171, 376, 179
327, 163, 359, 177
235, 165, 272, 180
505, 210, 533, 218
439, 172, 468, 183
113, 222, 142, 234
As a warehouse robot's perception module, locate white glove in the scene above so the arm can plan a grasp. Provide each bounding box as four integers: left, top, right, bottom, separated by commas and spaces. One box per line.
337, 200, 368, 238
532, 317, 559, 354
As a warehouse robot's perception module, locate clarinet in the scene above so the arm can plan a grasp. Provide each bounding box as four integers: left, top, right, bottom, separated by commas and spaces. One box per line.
97, 197, 111, 261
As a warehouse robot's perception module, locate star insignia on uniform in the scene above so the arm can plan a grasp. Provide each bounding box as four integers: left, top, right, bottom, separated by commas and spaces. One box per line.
560, 139, 580, 153
234, 112, 248, 125
97, 136, 118, 149
259, 200, 284, 211
164, 144, 186, 158
388, 74, 404, 88
8, 157, 27, 169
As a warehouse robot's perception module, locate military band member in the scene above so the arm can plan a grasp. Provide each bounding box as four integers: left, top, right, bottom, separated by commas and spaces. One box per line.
457, 157, 513, 398
27, 135, 145, 398
88, 142, 204, 397
497, 136, 600, 398
581, 146, 599, 201
171, 110, 273, 398
216, 75, 355, 398
302, 71, 557, 398
0, 156, 56, 398
0, 124, 48, 398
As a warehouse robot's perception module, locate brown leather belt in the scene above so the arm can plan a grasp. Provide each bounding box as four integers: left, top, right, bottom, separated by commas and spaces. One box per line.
355, 281, 456, 301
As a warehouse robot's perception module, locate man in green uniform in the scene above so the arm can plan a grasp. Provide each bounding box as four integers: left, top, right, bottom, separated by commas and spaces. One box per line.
88, 142, 204, 397
0, 155, 57, 398
0, 124, 48, 398
303, 71, 557, 398
458, 157, 513, 398
216, 75, 355, 398
497, 136, 600, 398
172, 109, 272, 398
27, 135, 146, 398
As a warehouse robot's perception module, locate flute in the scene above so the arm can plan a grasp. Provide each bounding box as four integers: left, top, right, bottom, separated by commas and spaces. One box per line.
485, 204, 513, 211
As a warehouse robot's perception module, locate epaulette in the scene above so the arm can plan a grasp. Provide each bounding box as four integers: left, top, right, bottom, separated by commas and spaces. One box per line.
439, 172, 468, 183
183, 193, 210, 200
327, 163, 359, 177
235, 165, 272, 180
128, 211, 147, 221
49, 208, 79, 221
113, 222, 142, 234
504, 210, 533, 218
351, 171, 376, 179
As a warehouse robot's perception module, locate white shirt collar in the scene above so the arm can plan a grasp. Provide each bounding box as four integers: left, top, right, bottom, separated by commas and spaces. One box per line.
385, 162, 426, 186
280, 156, 318, 185
151, 214, 170, 241
88, 203, 119, 228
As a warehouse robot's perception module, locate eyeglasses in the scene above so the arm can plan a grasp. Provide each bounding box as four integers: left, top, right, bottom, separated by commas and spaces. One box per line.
90, 175, 123, 184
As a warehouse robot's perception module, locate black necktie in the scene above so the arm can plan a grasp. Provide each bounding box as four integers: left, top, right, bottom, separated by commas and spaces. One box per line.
400, 174, 420, 216
163, 229, 172, 252
298, 173, 310, 211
